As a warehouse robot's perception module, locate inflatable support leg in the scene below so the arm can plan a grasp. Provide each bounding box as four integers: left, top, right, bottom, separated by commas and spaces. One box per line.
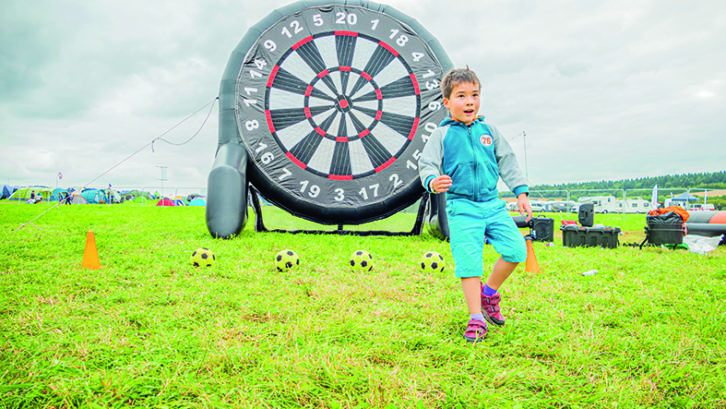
206, 143, 248, 238
425, 193, 450, 240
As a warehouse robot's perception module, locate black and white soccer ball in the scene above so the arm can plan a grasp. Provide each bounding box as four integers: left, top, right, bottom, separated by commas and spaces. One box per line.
190, 248, 215, 267
350, 250, 374, 272
275, 249, 299, 272
420, 251, 445, 272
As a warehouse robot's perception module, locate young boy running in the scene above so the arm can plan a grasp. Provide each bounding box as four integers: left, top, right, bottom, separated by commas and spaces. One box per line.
418, 67, 532, 343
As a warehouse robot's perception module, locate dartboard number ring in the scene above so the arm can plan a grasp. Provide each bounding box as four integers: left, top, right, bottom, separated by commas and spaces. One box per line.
236, 5, 446, 209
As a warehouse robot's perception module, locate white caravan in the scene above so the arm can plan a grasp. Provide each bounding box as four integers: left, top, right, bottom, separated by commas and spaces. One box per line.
577, 196, 651, 213
578, 196, 621, 213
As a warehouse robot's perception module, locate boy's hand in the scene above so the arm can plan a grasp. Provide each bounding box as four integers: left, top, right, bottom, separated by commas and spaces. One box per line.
429, 175, 452, 193
517, 193, 532, 222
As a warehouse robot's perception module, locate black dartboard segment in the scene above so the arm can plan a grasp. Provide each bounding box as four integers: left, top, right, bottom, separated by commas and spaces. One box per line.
236, 4, 447, 215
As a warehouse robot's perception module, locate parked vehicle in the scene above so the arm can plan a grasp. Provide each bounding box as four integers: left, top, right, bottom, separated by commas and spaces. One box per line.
549, 201, 576, 212
577, 196, 652, 213
507, 200, 553, 212
578, 196, 621, 213
690, 203, 716, 211
506, 200, 546, 212
618, 197, 652, 213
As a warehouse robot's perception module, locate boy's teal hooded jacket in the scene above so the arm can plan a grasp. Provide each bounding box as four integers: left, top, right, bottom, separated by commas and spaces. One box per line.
418, 116, 528, 202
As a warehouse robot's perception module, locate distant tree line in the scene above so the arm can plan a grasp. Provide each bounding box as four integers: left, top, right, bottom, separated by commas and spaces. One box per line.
531, 171, 726, 192
497, 171, 726, 205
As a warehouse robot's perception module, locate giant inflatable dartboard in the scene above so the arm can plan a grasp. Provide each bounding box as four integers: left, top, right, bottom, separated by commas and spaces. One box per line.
207, 0, 452, 236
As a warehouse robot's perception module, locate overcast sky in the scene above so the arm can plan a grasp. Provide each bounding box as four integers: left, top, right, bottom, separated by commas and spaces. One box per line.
1, 0, 724, 195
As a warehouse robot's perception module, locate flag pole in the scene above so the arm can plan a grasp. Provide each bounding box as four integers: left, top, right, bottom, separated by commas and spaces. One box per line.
522, 131, 529, 179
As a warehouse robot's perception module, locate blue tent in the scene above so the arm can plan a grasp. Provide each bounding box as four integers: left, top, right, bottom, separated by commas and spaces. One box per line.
0, 184, 14, 199
189, 198, 207, 207
81, 189, 107, 204
51, 188, 69, 201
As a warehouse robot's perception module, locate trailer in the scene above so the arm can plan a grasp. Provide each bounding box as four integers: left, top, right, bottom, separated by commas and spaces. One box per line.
578, 196, 652, 213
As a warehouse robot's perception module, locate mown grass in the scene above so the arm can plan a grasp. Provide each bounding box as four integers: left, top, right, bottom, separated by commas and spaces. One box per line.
0, 202, 724, 408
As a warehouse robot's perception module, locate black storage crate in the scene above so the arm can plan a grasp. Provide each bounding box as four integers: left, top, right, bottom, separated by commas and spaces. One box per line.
562, 226, 588, 247
645, 212, 685, 245
561, 225, 620, 248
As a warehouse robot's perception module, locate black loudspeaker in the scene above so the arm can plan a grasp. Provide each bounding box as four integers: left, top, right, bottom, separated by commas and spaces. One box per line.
532, 217, 554, 242
512, 216, 554, 242
578, 203, 594, 227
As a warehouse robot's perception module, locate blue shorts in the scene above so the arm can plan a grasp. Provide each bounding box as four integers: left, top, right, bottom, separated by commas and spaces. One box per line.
447, 198, 527, 278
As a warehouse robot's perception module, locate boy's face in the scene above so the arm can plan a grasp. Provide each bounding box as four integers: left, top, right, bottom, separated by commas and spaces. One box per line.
443, 81, 480, 125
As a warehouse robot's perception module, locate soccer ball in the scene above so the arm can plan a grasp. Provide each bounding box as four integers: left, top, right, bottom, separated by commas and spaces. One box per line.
420, 251, 445, 272
190, 248, 215, 267
275, 249, 299, 272
350, 250, 374, 272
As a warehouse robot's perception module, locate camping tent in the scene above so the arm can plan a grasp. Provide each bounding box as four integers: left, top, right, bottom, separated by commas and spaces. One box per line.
1, 184, 15, 199
172, 195, 188, 206
156, 198, 177, 206
80, 189, 107, 204
51, 188, 69, 202
71, 192, 88, 204
189, 198, 207, 207
131, 196, 151, 205
108, 190, 121, 204
121, 190, 154, 201
8, 187, 52, 201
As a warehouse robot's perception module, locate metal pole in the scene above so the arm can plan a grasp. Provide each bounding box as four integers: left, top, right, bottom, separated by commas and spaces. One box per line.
522, 131, 529, 182
156, 165, 168, 198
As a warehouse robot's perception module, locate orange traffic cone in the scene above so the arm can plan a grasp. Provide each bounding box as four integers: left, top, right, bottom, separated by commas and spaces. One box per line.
524, 235, 541, 274
81, 231, 101, 270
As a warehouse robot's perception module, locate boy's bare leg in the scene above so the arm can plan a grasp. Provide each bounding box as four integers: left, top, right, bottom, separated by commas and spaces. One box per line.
484, 257, 519, 290
461, 277, 482, 314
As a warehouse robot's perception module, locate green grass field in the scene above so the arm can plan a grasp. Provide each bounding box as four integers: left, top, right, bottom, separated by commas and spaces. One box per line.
1, 202, 724, 408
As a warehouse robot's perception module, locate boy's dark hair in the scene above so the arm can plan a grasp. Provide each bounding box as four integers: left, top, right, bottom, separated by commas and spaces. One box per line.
440, 67, 481, 99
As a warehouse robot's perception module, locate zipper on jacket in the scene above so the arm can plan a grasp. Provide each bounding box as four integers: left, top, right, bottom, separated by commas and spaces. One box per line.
467, 125, 481, 201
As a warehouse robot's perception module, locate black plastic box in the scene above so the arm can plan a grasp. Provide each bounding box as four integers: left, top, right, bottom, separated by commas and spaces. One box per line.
645, 212, 685, 245
562, 226, 588, 247
561, 225, 620, 248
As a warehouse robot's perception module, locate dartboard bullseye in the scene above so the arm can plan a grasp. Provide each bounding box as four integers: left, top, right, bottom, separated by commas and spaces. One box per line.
234, 2, 450, 224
